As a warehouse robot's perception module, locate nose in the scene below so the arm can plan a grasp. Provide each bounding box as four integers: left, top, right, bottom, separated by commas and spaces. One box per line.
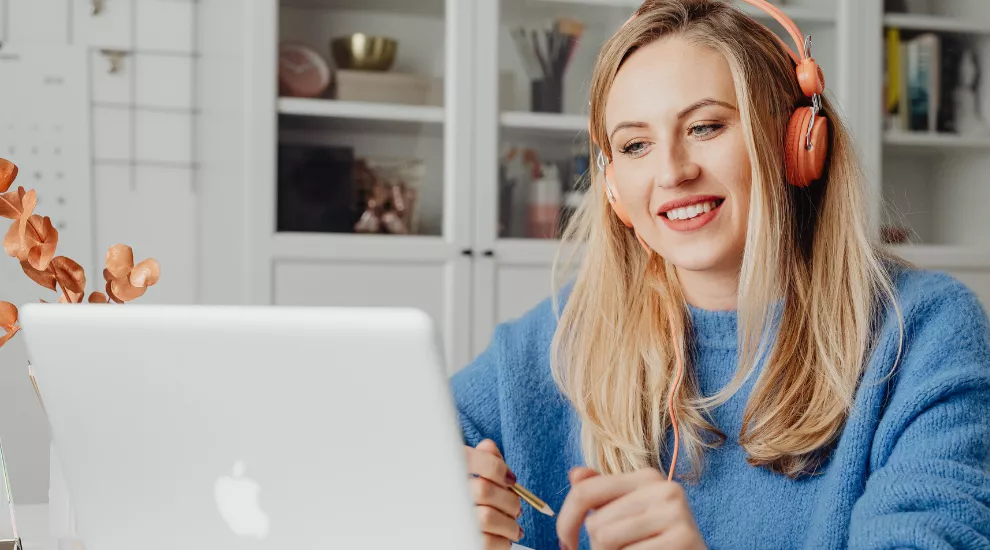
653, 140, 701, 189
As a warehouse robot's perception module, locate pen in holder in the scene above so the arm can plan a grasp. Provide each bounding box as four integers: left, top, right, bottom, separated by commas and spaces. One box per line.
511, 19, 584, 114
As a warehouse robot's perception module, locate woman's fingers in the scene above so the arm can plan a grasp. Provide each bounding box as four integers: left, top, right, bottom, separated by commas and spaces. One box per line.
476, 505, 524, 542
557, 469, 665, 549
465, 441, 517, 487
469, 476, 522, 519
482, 533, 513, 550
465, 441, 523, 548
476, 439, 504, 459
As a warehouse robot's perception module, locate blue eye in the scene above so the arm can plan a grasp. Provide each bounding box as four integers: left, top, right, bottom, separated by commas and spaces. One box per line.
689, 123, 725, 138
620, 141, 647, 155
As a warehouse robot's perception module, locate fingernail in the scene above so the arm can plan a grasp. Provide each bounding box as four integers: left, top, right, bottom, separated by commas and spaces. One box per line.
560, 544, 570, 550
506, 469, 517, 485
518, 526, 524, 539
517, 508, 522, 518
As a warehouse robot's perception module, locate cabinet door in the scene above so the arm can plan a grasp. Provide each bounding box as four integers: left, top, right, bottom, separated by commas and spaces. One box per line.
472, 241, 561, 361
273, 254, 472, 374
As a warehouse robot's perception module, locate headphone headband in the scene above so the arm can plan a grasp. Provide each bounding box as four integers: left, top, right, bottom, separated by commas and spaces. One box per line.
740, 0, 806, 62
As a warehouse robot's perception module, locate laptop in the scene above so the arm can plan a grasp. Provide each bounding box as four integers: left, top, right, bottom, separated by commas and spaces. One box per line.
18, 303, 483, 550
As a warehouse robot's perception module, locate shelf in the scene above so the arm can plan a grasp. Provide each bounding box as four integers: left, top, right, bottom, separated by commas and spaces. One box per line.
278, 98, 444, 124
524, 0, 836, 25
500, 111, 588, 137
884, 131, 990, 151
889, 244, 990, 269
883, 13, 990, 34
279, 0, 445, 17
271, 233, 456, 262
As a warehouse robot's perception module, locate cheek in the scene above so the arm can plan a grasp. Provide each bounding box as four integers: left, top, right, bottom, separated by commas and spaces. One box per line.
613, 164, 654, 213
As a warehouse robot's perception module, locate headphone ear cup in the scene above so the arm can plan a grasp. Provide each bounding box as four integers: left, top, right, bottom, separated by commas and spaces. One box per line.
603, 163, 634, 228
785, 107, 829, 187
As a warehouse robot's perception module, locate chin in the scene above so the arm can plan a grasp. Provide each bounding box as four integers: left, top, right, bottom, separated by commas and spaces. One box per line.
649, 230, 743, 273
660, 248, 730, 273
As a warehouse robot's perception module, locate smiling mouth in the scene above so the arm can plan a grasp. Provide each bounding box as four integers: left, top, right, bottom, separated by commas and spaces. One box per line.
661, 198, 725, 220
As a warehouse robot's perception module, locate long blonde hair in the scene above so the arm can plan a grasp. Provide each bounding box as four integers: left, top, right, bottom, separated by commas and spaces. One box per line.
551, 0, 903, 480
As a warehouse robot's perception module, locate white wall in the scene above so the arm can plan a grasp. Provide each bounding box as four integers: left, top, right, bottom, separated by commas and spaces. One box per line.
0, 0, 202, 505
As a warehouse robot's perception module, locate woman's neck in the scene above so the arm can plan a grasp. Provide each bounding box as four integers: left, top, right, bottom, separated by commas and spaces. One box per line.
676, 265, 739, 311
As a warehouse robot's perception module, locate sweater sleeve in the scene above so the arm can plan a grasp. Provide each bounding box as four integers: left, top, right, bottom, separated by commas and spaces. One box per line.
450, 324, 507, 449
849, 277, 990, 549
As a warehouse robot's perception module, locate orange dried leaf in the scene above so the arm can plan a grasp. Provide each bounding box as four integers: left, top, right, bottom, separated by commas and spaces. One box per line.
3, 191, 38, 261
129, 258, 161, 288
58, 288, 84, 304
0, 301, 18, 350
0, 159, 17, 194
0, 187, 25, 219
20, 261, 57, 291
16, 191, 37, 255
110, 278, 146, 302
106, 281, 123, 304
2, 221, 19, 258
26, 216, 57, 271
51, 256, 86, 294
105, 245, 134, 280
88, 292, 108, 304
0, 301, 17, 328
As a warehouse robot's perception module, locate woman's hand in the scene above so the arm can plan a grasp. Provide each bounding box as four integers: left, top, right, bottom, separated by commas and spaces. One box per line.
557, 467, 706, 550
464, 440, 523, 549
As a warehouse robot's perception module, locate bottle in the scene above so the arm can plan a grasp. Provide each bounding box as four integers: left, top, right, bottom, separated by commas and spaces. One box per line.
529, 164, 562, 239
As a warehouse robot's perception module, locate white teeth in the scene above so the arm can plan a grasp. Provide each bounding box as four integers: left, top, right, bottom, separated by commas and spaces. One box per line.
666, 201, 718, 221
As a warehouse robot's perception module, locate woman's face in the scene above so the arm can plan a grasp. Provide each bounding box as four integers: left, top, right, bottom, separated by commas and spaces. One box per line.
605, 36, 751, 276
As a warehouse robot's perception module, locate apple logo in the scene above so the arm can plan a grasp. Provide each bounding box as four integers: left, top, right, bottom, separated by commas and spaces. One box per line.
215, 460, 270, 539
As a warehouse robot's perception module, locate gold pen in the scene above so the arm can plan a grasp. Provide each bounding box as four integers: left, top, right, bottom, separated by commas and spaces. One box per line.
511, 483, 555, 517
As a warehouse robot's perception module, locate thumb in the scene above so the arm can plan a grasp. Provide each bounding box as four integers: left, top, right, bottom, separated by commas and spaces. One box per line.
568, 466, 599, 485
476, 439, 504, 459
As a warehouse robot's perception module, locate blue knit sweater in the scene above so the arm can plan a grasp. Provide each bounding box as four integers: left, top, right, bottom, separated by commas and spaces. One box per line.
451, 268, 990, 549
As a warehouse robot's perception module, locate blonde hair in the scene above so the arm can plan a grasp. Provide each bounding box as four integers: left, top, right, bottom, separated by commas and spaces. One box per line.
551, 0, 904, 480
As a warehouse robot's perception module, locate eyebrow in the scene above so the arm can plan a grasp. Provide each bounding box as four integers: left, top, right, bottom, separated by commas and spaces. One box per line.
608, 98, 737, 142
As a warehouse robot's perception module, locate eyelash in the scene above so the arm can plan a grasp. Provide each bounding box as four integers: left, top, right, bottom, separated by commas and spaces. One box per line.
618, 122, 727, 157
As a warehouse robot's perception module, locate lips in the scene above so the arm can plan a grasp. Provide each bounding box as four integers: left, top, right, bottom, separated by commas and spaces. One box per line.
658, 195, 725, 219
657, 195, 725, 232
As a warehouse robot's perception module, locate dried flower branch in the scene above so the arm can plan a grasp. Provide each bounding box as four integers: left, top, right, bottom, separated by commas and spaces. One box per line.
0, 157, 161, 351
0, 301, 19, 348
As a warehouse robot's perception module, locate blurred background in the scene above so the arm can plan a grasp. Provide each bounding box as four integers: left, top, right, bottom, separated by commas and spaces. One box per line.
1, 0, 990, 534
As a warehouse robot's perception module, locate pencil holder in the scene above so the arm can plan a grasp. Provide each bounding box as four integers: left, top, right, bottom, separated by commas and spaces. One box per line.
531, 79, 562, 113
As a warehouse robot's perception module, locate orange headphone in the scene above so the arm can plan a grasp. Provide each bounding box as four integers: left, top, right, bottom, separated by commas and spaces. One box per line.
596, 0, 829, 232
590, 0, 829, 482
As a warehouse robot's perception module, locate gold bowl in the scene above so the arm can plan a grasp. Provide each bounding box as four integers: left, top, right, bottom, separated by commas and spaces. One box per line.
331, 34, 397, 71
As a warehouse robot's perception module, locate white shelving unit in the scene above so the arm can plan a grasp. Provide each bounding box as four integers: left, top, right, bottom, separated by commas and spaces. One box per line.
278, 98, 445, 124
196, 0, 990, 373
883, 13, 990, 34
879, 0, 990, 302
884, 131, 990, 150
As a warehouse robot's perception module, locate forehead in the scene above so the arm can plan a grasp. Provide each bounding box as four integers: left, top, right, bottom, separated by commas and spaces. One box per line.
605, 36, 736, 128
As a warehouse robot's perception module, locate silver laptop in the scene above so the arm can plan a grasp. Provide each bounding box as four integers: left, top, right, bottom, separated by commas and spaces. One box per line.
19, 303, 482, 550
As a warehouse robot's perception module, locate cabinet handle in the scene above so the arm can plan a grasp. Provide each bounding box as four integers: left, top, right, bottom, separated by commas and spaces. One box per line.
99, 49, 128, 74
91, 0, 106, 16
461, 249, 473, 257
483, 250, 494, 257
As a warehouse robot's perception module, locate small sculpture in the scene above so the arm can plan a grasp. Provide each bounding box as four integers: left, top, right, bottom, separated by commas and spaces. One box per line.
953, 47, 990, 137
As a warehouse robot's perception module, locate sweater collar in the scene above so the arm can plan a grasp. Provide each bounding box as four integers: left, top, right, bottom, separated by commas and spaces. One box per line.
686, 305, 739, 350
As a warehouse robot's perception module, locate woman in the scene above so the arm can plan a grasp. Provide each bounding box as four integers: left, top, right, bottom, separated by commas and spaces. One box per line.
453, 1, 990, 549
